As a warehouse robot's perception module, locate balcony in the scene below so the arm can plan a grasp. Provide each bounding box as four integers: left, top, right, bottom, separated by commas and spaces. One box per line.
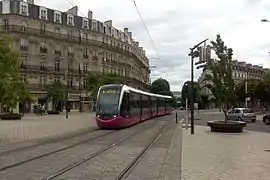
83, 54, 89, 58
68, 52, 74, 57
20, 45, 28, 51
1, 25, 148, 67
55, 50, 62, 56
27, 83, 81, 92
40, 47, 47, 53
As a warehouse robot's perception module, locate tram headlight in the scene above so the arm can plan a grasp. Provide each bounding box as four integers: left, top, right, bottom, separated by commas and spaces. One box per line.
97, 115, 100, 118
113, 115, 117, 118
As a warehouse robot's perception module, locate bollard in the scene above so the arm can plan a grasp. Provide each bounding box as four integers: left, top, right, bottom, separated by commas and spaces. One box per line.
176, 112, 178, 124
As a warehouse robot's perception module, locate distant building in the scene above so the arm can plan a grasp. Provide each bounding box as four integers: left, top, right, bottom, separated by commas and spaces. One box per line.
171, 91, 181, 107
198, 59, 268, 106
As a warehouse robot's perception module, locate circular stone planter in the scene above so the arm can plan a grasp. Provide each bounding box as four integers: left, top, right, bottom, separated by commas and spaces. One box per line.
207, 120, 247, 133
47, 110, 60, 115
1, 113, 23, 120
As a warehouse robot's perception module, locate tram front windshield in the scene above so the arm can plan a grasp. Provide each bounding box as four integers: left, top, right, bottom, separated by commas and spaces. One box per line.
96, 86, 121, 115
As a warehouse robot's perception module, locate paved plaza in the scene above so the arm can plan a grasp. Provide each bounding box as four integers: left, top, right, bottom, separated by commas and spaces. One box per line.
0, 112, 97, 145
181, 125, 270, 180
0, 111, 269, 179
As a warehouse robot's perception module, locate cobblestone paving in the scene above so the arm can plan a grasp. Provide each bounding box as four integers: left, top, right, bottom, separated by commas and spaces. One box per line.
0, 118, 161, 180
126, 122, 180, 180
0, 129, 113, 170
0, 112, 97, 146
53, 120, 168, 179
182, 125, 270, 180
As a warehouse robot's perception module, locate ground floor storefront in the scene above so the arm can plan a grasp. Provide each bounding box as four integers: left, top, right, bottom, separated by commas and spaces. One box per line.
0, 92, 94, 114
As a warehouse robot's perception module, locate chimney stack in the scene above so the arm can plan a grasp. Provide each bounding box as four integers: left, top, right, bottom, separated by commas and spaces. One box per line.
124, 28, 128, 33
27, 0, 34, 4
128, 32, 132, 38
88, 10, 93, 19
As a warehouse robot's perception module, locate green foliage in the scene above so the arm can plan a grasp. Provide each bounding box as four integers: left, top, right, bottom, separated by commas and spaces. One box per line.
203, 34, 235, 120
0, 32, 31, 110
235, 79, 258, 103
150, 78, 170, 94
86, 72, 124, 100
46, 81, 64, 110
181, 81, 200, 107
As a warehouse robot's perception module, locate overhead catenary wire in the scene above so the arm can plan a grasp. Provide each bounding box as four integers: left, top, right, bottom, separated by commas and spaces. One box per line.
131, 0, 160, 58
64, 0, 179, 75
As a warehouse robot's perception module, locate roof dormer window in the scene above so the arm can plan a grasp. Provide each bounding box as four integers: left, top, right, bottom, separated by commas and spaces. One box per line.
19, 2, 29, 16
82, 18, 89, 29
39, 7, 47, 20
67, 14, 74, 26
54, 11, 62, 23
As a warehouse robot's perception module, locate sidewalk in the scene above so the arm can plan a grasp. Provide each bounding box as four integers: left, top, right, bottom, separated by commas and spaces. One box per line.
0, 112, 97, 145
181, 125, 270, 180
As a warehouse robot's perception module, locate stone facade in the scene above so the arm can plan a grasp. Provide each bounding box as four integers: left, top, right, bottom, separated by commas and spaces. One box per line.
198, 60, 268, 105
0, 0, 150, 113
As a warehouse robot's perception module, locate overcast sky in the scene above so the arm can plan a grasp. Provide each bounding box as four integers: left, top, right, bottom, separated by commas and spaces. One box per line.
37, 0, 270, 91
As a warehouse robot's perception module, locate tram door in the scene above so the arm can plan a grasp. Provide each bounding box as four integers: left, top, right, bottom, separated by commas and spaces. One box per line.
120, 92, 131, 118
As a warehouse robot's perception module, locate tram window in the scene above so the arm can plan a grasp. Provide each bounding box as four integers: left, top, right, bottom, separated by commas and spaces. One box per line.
120, 92, 130, 115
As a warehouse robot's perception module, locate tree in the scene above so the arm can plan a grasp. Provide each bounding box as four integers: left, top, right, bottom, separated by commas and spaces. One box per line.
203, 34, 236, 121
46, 81, 65, 110
235, 79, 258, 106
181, 81, 200, 107
0, 32, 31, 112
86, 72, 123, 100
150, 78, 170, 94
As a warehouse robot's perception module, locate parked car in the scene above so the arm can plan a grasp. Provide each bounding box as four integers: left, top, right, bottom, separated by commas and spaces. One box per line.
227, 108, 256, 123
262, 114, 270, 125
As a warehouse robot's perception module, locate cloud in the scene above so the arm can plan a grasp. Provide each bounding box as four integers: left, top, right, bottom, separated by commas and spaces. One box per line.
37, 0, 270, 91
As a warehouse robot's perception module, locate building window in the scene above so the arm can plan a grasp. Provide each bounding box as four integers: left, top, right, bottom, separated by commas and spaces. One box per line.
55, 13, 60, 22
55, 60, 60, 71
92, 21, 97, 30
68, 30, 73, 38
68, 45, 73, 53
83, 33, 87, 40
21, 55, 27, 66
83, 48, 88, 58
54, 77, 60, 82
40, 9, 47, 19
83, 79, 87, 88
21, 5, 27, 15
67, 14, 74, 26
40, 41, 47, 53
20, 38, 28, 50
40, 76, 46, 86
82, 19, 88, 28
4, 19, 9, 30
20, 38, 27, 47
68, 78, 73, 87
55, 27, 60, 36
40, 60, 46, 70
41, 41, 46, 48
83, 63, 88, 73
21, 20, 26, 31
40, 23, 46, 34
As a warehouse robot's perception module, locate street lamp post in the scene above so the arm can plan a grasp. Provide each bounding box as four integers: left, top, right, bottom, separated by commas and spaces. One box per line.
65, 66, 70, 119
189, 38, 208, 135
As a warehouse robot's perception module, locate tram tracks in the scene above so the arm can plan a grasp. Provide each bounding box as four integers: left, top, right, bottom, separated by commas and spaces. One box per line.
0, 128, 117, 171
43, 119, 173, 180
0, 127, 99, 156
0, 119, 161, 179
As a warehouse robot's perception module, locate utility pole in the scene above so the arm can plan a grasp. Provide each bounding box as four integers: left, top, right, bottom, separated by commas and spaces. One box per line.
245, 73, 248, 108
189, 38, 208, 134
65, 65, 70, 119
